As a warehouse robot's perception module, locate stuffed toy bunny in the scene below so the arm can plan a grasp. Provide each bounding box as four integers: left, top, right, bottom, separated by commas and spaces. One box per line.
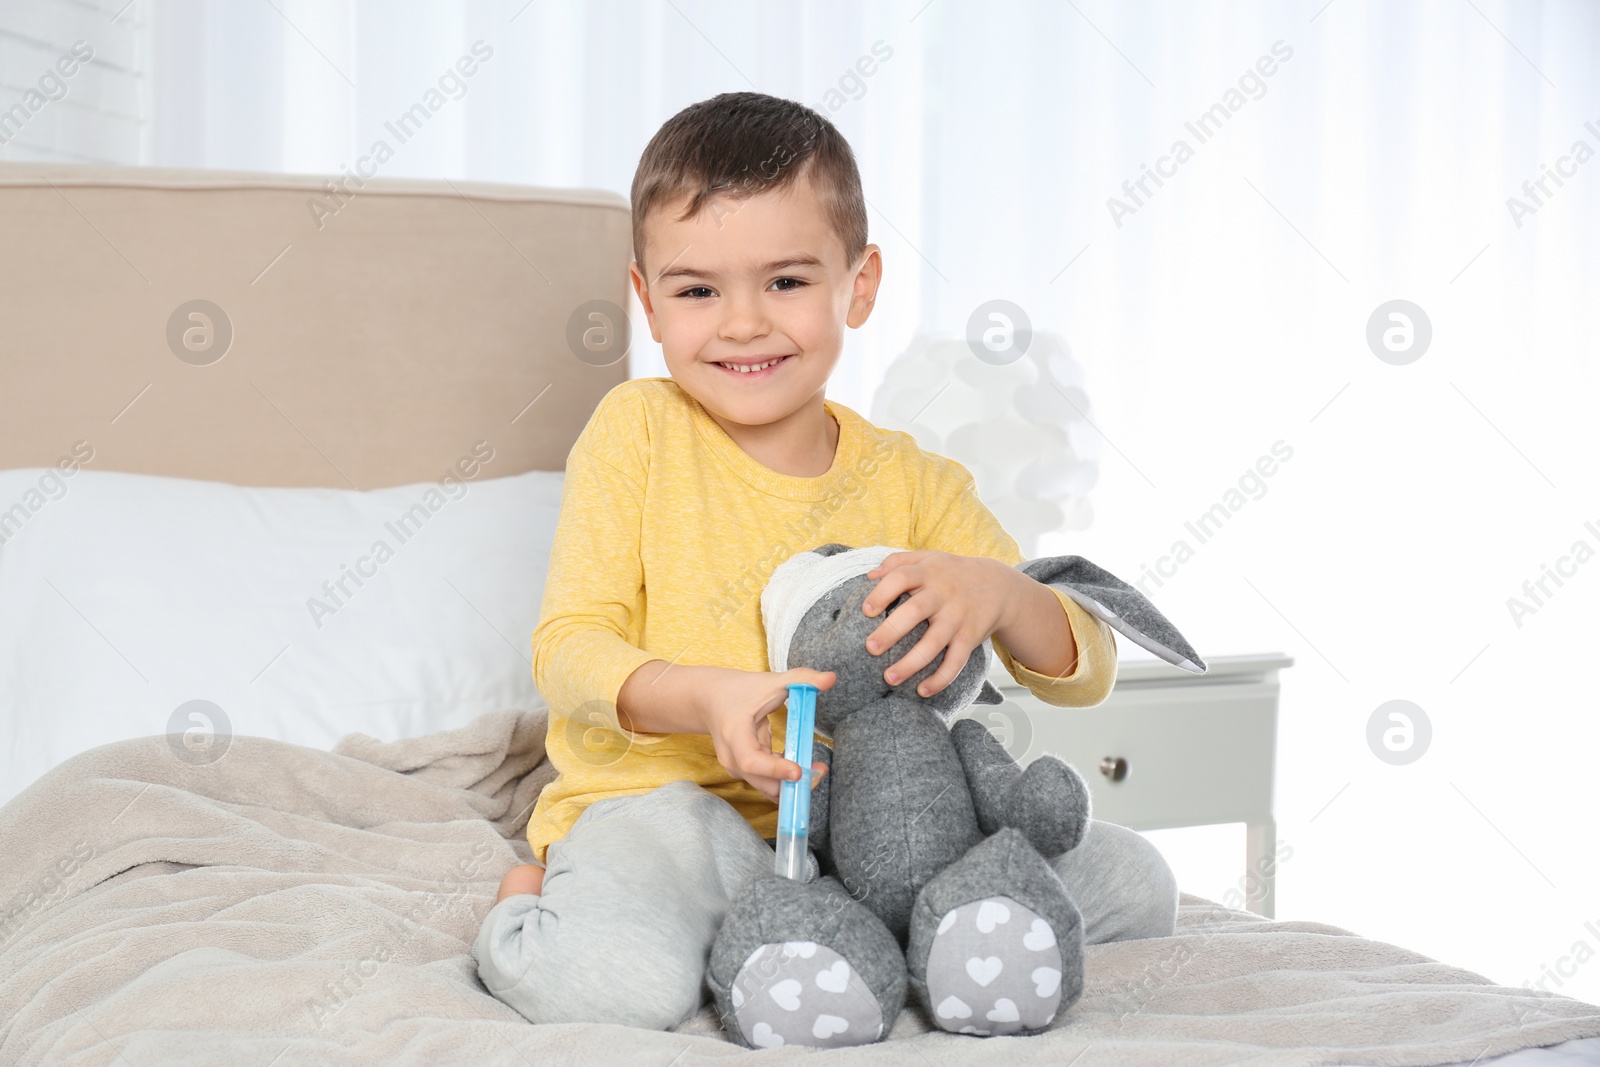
708, 543, 1205, 1049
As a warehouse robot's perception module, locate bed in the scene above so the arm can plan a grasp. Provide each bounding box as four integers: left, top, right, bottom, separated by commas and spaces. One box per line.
2, 163, 1598, 1066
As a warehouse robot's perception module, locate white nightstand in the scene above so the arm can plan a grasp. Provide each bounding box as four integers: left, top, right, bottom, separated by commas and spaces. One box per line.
962, 651, 1293, 918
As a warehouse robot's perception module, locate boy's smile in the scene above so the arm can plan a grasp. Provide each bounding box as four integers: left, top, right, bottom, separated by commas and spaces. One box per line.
629, 169, 881, 478
709, 353, 793, 377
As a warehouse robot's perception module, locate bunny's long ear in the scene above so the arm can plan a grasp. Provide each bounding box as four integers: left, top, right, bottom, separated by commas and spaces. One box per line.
1019, 556, 1207, 674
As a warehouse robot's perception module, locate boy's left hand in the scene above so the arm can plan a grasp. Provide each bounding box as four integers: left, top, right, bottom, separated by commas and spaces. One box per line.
861, 550, 1020, 698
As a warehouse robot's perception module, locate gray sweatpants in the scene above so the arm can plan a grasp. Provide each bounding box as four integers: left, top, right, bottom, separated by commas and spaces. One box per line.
474, 779, 1178, 1031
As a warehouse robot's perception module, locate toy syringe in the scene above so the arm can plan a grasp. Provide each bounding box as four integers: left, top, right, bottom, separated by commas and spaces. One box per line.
774, 683, 818, 880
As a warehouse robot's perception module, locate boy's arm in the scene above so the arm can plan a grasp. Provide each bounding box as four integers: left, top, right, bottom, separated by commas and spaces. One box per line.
532, 389, 674, 739
989, 573, 1084, 679
992, 585, 1118, 706
914, 458, 1117, 708
537, 389, 829, 797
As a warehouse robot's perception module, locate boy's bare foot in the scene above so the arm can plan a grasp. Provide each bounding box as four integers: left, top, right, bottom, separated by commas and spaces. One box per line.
497, 863, 546, 902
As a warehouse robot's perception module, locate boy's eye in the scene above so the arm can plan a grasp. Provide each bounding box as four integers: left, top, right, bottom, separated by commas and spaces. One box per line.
673, 278, 806, 299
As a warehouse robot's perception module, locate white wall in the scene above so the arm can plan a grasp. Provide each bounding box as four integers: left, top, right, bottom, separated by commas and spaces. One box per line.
7, 0, 1599, 1010
0, 0, 147, 163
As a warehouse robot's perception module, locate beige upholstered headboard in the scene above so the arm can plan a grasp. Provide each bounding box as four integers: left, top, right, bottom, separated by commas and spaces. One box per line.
0, 164, 633, 488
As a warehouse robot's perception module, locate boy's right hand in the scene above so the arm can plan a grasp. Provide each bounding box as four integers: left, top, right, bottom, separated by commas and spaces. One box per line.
697, 666, 836, 803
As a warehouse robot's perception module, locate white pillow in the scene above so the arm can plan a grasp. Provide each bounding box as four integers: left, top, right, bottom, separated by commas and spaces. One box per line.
0, 457, 562, 806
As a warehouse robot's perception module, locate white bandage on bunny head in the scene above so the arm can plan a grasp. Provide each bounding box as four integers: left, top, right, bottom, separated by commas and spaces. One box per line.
761, 544, 899, 673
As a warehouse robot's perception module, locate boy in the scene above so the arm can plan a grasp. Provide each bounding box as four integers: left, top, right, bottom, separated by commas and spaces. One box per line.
473, 91, 1177, 1035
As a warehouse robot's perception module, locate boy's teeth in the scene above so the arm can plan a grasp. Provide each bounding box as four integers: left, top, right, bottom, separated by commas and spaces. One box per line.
721, 357, 783, 373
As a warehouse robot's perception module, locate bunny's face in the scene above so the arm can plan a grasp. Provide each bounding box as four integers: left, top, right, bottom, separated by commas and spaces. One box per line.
786, 570, 993, 736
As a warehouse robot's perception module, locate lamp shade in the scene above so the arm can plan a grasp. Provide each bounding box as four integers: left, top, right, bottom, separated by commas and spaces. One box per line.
869, 329, 1098, 558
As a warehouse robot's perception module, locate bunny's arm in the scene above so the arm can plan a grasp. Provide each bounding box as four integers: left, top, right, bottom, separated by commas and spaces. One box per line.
949, 717, 1091, 858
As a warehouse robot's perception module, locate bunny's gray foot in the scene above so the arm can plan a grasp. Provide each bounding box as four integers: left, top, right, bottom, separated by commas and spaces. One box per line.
709, 873, 905, 1049
951, 717, 1091, 856
906, 827, 1085, 1036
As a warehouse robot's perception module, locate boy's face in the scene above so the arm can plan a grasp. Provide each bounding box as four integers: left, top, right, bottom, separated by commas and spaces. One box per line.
628, 171, 881, 429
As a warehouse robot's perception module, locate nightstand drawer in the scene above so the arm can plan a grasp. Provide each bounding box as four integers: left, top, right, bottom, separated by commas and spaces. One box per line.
963, 676, 1279, 832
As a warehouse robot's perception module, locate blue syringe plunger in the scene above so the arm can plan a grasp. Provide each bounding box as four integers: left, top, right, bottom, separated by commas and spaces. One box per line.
774, 683, 818, 880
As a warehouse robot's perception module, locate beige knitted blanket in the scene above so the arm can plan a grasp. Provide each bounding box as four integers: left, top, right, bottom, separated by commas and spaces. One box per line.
2, 708, 1596, 1065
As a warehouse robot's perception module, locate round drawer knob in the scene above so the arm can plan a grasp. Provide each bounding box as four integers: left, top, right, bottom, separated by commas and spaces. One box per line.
1099, 756, 1128, 782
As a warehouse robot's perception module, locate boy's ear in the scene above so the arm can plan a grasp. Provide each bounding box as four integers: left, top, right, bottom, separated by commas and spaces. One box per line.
846, 244, 883, 329
627, 259, 664, 342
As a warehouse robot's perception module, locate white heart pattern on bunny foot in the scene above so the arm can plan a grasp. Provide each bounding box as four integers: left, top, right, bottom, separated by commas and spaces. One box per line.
924, 896, 1064, 1036
816, 960, 851, 993
769, 979, 802, 1011
975, 900, 1011, 933
966, 956, 1003, 986
1023, 917, 1056, 951
730, 941, 887, 1050
1032, 966, 1062, 998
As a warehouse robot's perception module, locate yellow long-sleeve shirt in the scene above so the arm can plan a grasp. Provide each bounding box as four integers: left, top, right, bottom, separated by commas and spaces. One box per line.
524, 377, 1117, 863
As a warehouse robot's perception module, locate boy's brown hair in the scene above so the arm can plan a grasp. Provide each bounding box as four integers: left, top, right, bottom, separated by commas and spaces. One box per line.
630, 91, 868, 281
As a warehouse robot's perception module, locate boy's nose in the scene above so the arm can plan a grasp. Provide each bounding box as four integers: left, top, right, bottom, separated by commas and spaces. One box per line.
717, 294, 772, 342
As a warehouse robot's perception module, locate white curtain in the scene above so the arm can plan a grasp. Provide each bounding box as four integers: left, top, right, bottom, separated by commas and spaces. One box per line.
63, 0, 1600, 1004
